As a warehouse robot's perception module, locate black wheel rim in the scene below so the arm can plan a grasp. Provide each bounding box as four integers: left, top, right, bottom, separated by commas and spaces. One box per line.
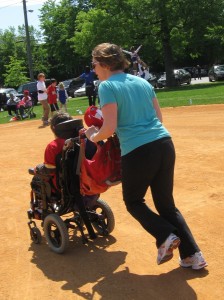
46, 222, 62, 248
92, 206, 108, 233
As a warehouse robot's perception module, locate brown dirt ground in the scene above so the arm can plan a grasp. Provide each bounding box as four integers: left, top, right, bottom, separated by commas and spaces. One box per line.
0, 104, 224, 300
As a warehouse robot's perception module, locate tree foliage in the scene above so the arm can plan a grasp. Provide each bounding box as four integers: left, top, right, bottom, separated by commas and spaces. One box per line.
3, 56, 29, 87
0, 26, 46, 86
0, 0, 224, 87
39, 0, 87, 79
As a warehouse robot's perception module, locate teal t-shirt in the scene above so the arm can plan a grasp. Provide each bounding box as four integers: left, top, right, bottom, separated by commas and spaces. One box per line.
99, 73, 170, 156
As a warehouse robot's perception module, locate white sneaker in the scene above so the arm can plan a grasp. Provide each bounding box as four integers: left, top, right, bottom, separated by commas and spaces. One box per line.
179, 251, 208, 270
157, 233, 181, 265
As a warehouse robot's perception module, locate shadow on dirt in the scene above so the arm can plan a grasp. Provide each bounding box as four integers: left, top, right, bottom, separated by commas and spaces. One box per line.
29, 235, 208, 300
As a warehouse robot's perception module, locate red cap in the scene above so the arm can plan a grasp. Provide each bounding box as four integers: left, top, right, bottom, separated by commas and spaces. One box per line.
84, 106, 104, 128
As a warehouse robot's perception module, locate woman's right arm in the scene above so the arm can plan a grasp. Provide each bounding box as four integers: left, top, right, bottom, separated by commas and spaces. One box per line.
85, 103, 117, 143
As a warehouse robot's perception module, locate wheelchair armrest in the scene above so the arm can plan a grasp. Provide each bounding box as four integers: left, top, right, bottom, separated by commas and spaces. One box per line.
28, 168, 35, 175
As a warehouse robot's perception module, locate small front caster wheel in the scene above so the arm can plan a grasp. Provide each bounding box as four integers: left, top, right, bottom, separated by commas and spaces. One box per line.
30, 227, 42, 244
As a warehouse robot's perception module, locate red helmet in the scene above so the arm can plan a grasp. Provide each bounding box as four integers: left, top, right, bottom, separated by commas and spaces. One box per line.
84, 106, 104, 128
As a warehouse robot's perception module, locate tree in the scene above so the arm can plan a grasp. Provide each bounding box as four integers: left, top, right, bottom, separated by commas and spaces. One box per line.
39, 0, 87, 79
0, 28, 18, 85
1, 0, 224, 86
3, 56, 29, 87
0, 26, 47, 85
73, 0, 224, 85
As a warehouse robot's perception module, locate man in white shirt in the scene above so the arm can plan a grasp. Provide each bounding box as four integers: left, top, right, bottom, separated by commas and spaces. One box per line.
37, 73, 49, 126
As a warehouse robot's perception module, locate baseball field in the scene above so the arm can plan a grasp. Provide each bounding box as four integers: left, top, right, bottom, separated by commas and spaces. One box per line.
0, 104, 223, 299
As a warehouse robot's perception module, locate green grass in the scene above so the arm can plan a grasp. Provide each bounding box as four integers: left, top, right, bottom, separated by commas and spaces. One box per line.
0, 82, 223, 124
156, 81, 224, 107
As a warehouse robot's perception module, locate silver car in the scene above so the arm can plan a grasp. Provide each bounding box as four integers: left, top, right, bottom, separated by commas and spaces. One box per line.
74, 80, 99, 98
208, 65, 224, 82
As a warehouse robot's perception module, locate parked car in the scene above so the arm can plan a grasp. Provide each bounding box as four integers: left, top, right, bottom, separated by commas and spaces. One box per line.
183, 67, 194, 76
141, 70, 158, 88
74, 83, 86, 98
183, 66, 208, 77
197, 67, 208, 77
149, 73, 158, 88
157, 69, 191, 88
208, 65, 224, 82
61, 78, 85, 97
0, 88, 19, 111
74, 80, 99, 98
157, 72, 167, 88
17, 79, 51, 105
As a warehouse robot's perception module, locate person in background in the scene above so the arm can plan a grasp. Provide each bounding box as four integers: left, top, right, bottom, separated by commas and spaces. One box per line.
6, 92, 20, 116
197, 65, 202, 80
191, 66, 196, 80
122, 45, 142, 75
57, 82, 68, 112
76, 66, 96, 106
17, 90, 32, 119
37, 73, 50, 126
85, 42, 208, 270
47, 78, 59, 118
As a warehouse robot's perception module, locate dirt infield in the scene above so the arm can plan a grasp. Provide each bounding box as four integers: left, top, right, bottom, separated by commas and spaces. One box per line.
0, 104, 223, 300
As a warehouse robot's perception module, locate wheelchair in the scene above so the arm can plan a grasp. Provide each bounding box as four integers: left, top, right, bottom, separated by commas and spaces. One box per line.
27, 119, 115, 254
17, 99, 36, 120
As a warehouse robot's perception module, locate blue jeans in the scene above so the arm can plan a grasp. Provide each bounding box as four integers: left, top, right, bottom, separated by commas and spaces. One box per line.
121, 137, 200, 259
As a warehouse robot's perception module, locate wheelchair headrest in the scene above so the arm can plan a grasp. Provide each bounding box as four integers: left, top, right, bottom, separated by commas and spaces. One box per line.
55, 119, 84, 139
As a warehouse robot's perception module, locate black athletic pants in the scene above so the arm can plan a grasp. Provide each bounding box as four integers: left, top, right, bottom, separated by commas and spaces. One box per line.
121, 137, 200, 259
86, 84, 96, 106
7, 105, 17, 115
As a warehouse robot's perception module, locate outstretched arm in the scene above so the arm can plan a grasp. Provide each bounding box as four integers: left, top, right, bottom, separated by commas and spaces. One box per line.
122, 49, 132, 56
135, 45, 142, 54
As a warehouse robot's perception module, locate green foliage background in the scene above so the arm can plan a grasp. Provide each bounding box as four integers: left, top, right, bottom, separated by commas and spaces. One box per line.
0, 0, 224, 87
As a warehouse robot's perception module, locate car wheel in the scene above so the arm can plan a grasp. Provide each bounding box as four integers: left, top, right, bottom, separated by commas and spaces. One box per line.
214, 75, 218, 81
187, 78, 191, 85
209, 76, 213, 82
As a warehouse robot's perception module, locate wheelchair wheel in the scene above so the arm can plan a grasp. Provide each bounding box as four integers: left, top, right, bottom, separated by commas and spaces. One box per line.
43, 214, 69, 254
30, 227, 42, 244
91, 199, 115, 235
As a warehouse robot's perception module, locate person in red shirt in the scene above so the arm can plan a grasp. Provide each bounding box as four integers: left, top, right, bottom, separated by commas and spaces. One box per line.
35, 112, 72, 190
47, 79, 59, 118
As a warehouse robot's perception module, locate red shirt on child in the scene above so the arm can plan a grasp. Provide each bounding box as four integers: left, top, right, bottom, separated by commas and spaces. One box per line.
44, 138, 65, 188
47, 84, 57, 104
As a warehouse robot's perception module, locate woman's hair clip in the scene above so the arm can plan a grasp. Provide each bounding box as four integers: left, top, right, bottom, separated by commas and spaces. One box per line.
104, 53, 118, 58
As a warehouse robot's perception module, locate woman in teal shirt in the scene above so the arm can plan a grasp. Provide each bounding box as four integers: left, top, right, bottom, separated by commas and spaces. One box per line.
85, 43, 207, 270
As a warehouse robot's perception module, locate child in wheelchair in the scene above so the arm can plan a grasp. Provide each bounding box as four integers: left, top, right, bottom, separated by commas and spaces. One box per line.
33, 112, 73, 190
28, 111, 115, 253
